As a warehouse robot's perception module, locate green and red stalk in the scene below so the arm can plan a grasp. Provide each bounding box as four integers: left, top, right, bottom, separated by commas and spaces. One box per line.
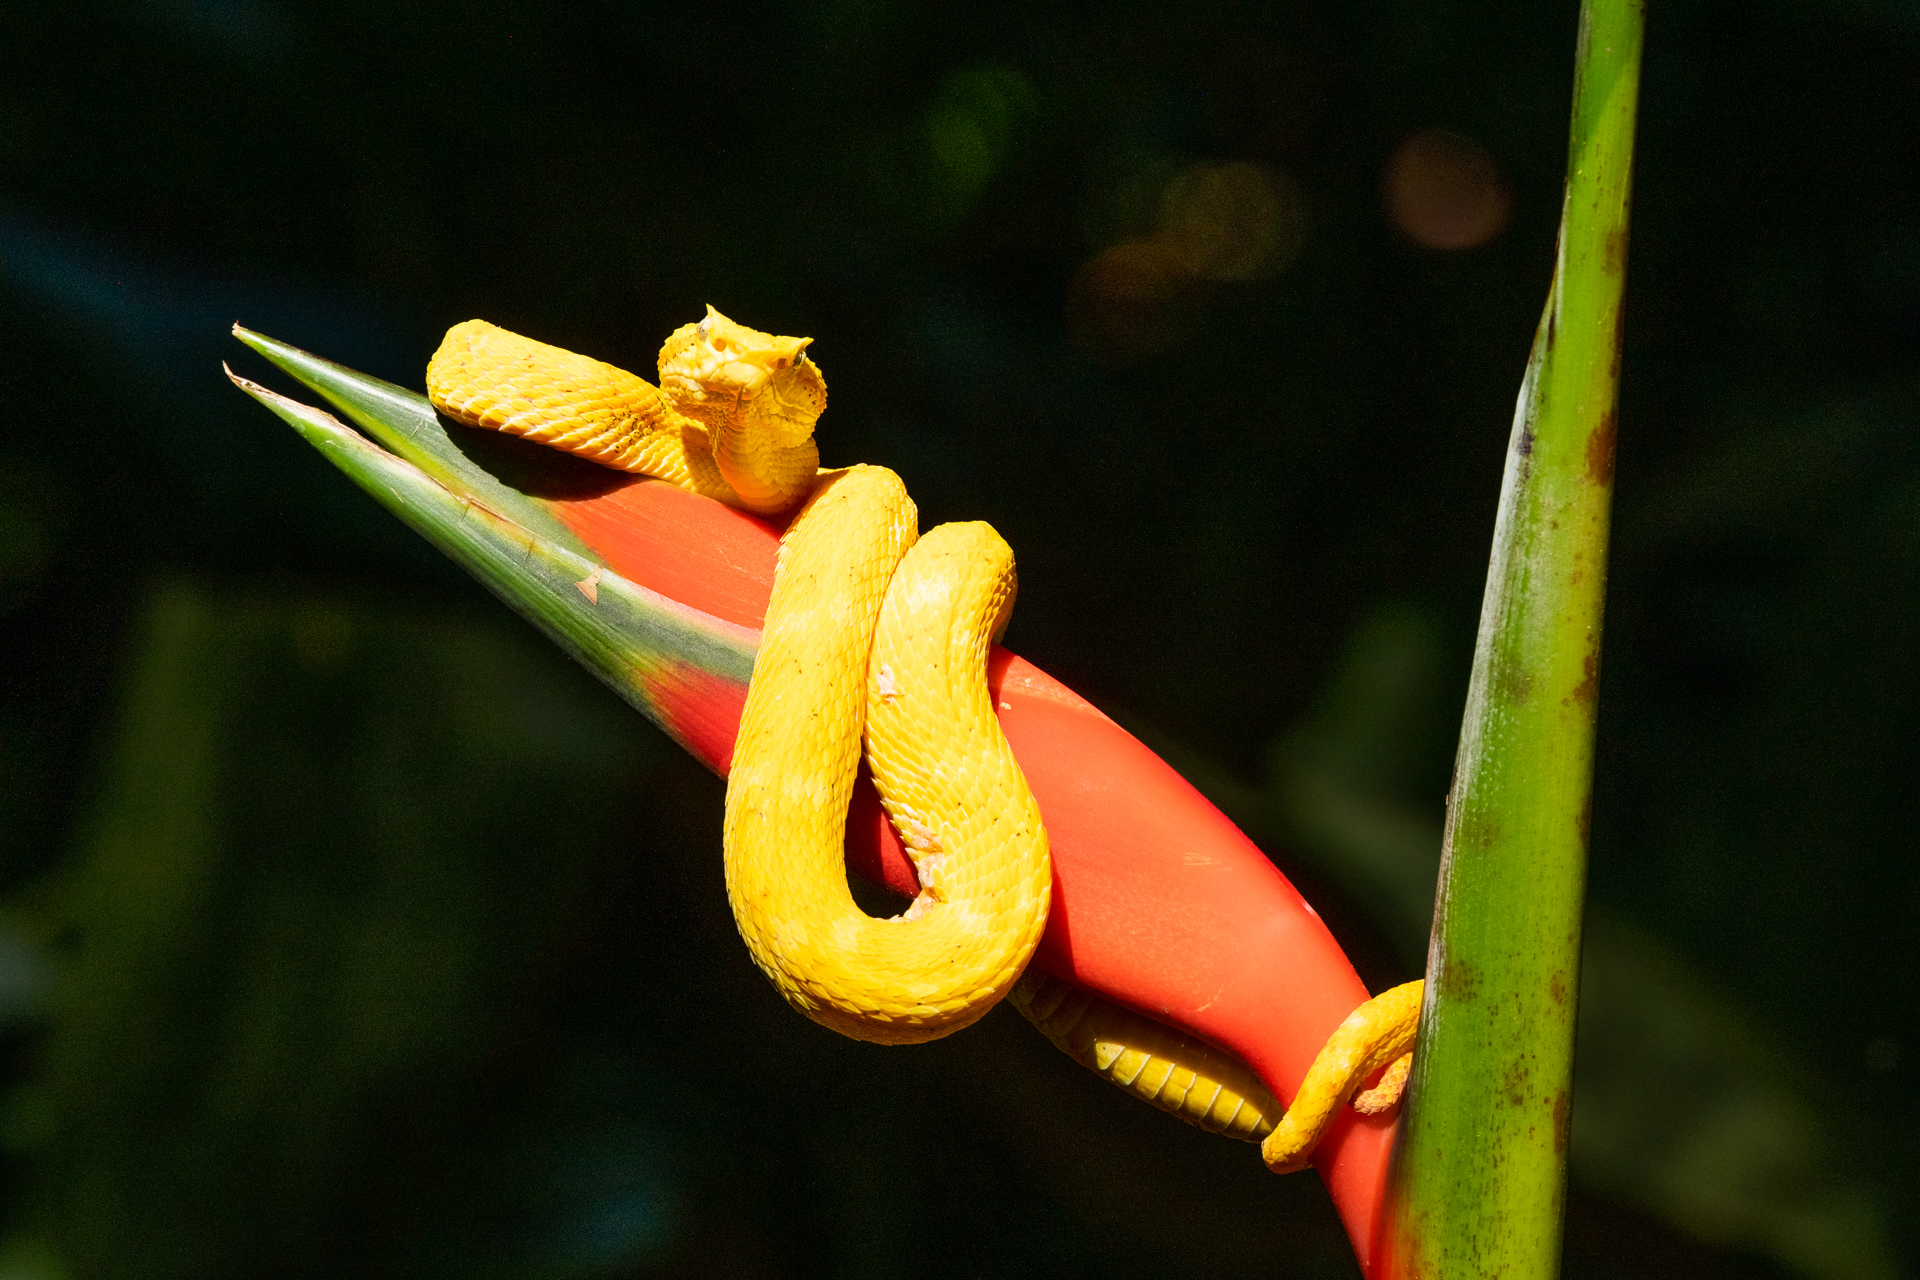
1383, 0, 1643, 1275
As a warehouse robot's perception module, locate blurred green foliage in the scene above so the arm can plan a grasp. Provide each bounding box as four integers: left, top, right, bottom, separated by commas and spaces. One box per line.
13, 581, 643, 1277
5, 580, 1369, 1279
0, 0, 1916, 1275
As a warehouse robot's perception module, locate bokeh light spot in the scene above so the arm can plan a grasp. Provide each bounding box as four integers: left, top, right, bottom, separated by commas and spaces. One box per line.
919, 62, 1037, 221
1384, 129, 1513, 250
1066, 237, 1206, 364
1159, 160, 1304, 281
1068, 157, 1306, 363
870, 61, 1036, 237
926, 104, 996, 204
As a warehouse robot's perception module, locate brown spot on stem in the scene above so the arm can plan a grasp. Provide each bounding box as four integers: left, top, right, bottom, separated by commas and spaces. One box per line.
1572, 652, 1600, 707
1502, 1060, 1529, 1108
1500, 664, 1535, 704
1586, 410, 1617, 485
1604, 228, 1629, 275
1553, 1089, 1571, 1154
1549, 971, 1568, 1005
1441, 953, 1481, 1003
1449, 807, 1502, 854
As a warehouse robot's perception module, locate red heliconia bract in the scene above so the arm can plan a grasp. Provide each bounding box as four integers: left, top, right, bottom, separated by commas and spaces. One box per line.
550, 475, 1401, 1272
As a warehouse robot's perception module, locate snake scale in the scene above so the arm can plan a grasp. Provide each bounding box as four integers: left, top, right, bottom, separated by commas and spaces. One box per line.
426, 307, 1420, 1170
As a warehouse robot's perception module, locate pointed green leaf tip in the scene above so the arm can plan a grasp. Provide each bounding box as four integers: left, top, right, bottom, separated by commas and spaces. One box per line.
224, 358, 755, 772
229, 324, 595, 556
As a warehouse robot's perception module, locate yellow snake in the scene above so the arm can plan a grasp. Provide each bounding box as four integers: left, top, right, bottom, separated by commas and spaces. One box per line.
426, 308, 1421, 1165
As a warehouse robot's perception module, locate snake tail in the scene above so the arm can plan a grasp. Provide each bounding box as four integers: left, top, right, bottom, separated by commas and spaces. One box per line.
724, 467, 1051, 1044
1008, 970, 1281, 1141
1351, 1051, 1413, 1115
1261, 979, 1424, 1173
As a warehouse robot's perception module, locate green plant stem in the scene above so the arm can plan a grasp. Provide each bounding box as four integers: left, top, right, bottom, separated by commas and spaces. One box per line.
1383, 1, 1642, 1275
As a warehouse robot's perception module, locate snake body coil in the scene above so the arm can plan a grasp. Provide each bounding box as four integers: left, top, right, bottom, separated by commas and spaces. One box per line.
726, 468, 1052, 1043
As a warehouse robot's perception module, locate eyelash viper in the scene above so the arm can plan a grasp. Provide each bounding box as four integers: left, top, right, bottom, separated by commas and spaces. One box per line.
424, 307, 1421, 1169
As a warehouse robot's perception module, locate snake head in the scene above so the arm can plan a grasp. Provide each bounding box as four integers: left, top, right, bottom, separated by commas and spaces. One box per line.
658, 305, 827, 449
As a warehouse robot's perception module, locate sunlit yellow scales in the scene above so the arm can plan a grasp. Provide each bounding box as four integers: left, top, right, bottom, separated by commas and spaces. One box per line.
426, 308, 1421, 1163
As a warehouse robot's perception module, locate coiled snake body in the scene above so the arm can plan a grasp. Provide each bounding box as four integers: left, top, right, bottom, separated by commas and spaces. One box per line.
427, 308, 1419, 1168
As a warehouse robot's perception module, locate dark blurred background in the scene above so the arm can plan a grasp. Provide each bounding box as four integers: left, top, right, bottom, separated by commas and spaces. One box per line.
1, 1, 1915, 1276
